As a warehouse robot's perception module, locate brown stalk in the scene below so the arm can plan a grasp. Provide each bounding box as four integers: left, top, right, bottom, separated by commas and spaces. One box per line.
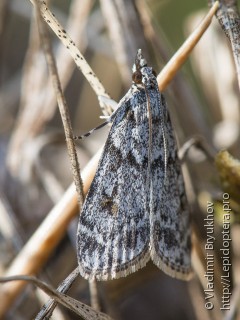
34, 2, 84, 206
7, 0, 93, 176
0, 148, 102, 317
28, 0, 111, 116
0, 275, 112, 320
157, 1, 219, 90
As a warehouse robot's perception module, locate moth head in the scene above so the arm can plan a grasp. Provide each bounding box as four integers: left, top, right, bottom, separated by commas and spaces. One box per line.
132, 49, 147, 74
132, 49, 157, 86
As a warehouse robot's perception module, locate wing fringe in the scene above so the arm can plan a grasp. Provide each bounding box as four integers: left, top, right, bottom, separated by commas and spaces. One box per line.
78, 245, 150, 281
150, 246, 192, 281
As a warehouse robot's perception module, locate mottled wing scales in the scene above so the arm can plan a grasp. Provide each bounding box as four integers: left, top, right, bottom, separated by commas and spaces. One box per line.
77, 50, 192, 281
77, 90, 151, 280
150, 94, 192, 280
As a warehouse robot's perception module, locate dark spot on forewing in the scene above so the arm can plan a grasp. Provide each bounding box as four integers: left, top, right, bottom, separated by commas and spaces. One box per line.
100, 197, 119, 216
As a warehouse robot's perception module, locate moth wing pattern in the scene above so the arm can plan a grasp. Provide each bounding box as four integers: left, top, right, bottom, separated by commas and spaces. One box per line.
150, 93, 192, 280
77, 88, 152, 280
77, 49, 192, 281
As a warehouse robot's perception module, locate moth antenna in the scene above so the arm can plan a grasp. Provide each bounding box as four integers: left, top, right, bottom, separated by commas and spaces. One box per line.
162, 124, 168, 184
144, 86, 153, 194
74, 120, 109, 140
159, 94, 168, 183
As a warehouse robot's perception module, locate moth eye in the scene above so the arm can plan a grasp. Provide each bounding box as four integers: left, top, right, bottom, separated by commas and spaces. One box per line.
152, 69, 157, 77
132, 71, 142, 84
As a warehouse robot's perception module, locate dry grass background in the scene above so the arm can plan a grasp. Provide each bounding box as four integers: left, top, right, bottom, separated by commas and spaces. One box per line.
0, 0, 240, 319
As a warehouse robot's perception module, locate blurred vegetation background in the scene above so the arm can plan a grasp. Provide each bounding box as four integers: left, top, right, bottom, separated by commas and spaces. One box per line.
0, 0, 240, 319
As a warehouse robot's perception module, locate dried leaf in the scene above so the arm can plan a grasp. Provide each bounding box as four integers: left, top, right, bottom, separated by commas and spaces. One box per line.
0, 276, 113, 320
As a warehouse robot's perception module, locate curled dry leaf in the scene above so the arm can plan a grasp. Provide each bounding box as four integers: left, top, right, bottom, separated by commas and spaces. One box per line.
0, 275, 113, 320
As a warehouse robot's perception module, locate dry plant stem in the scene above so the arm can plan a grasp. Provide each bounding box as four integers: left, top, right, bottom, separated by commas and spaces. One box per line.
35, 267, 79, 320
178, 136, 217, 162
7, 16, 43, 176
0, 194, 23, 252
35, 289, 65, 320
29, 0, 112, 116
99, 0, 131, 83
187, 280, 212, 320
34, 2, 84, 206
36, 249, 100, 318
209, 0, 240, 91
7, 0, 93, 175
157, 1, 219, 90
114, 0, 150, 61
28, 0, 219, 114
0, 0, 7, 40
0, 276, 112, 320
37, 246, 99, 316
0, 148, 102, 317
35, 4, 101, 312
0, 190, 64, 318
224, 282, 240, 320
89, 279, 101, 312
100, 0, 150, 85
136, 0, 168, 61
186, 7, 240, 147
137, 0, 212, 140
191, 231, 223, 320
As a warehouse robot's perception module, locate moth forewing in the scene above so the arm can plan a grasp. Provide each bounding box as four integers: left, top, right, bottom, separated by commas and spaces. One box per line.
77, 49, 192, 281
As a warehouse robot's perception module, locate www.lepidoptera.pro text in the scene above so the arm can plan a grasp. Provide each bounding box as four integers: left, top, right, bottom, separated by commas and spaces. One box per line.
76, 49, 192, 281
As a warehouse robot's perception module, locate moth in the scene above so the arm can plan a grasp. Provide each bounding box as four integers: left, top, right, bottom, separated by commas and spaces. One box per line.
76, 49, 192, 281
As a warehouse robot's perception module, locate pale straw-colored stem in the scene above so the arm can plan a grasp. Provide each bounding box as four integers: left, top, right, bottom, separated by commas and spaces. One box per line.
0, 148, 102, 317
157, 1, 219, 91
